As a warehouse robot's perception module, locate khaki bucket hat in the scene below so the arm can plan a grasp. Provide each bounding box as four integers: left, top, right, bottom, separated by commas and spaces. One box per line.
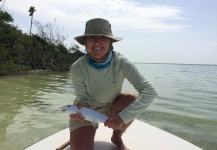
74, 18, 122, 45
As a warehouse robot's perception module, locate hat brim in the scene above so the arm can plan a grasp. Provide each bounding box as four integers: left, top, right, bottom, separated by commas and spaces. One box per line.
74, 34, 122, 45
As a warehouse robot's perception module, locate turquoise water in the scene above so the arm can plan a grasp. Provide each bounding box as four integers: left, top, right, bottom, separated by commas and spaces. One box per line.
0, 64, 217, 150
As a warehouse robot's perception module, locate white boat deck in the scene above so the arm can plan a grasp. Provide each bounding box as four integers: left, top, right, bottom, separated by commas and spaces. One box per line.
25, 120, 203, 150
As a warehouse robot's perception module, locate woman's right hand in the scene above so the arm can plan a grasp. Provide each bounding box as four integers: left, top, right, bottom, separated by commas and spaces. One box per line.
69, 102, 87, 121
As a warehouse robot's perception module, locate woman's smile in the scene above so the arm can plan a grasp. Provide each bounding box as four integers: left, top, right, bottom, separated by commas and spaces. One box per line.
85, 36, 111, 62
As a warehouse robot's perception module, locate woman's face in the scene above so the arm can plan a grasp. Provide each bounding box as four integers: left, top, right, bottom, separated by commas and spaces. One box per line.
85, 36, 111, 62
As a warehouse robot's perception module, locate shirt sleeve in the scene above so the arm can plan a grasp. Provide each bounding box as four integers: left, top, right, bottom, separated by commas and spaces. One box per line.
118, 59, 158, 124
70, 63, 92, 106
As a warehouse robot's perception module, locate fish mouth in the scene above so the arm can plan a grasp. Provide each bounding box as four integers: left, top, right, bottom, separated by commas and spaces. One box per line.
59, 107, 66, 112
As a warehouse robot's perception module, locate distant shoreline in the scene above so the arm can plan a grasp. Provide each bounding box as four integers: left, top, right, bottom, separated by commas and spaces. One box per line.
1, 63, 216, 76
0, 69, 53, 77
134, 62, 217, 66
29, 69, 51, 73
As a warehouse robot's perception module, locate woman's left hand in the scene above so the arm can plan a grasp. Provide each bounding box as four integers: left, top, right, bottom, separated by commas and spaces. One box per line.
104, 114, 124, 130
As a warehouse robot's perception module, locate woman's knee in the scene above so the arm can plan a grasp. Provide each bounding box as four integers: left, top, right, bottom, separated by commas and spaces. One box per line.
115, 93, 137, 105
110, 93, 137, 115
123, 93, 137, 102
70, 126, 96, 150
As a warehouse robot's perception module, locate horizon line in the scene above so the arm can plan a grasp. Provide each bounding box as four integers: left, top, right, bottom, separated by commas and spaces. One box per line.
134, 62, 217, 66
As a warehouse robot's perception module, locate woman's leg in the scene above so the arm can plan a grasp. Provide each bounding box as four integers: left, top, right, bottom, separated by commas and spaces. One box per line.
70, 126, 96, 150
110, 93, 137, 150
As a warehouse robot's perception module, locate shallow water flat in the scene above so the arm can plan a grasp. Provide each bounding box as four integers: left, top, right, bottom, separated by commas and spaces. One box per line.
0, 64, 217, 150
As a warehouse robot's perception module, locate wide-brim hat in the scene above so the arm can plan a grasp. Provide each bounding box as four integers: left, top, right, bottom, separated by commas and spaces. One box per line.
74, 18, 122, 45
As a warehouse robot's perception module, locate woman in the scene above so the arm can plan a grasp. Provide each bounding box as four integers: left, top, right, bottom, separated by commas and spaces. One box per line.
70, 18, 157, 150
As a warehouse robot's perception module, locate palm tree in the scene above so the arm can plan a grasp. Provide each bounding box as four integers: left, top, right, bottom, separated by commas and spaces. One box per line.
28, 6, 36, 35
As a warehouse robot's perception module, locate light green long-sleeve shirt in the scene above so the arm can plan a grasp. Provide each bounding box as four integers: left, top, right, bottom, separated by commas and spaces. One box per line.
70, 51, 157, 124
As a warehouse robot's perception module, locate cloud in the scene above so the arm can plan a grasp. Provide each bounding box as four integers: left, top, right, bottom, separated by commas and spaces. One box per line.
3, 0, 187, 32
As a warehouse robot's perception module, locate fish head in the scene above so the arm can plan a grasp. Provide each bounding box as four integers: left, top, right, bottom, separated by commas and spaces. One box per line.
60, 105, 72, 112
59, 105, 77, 114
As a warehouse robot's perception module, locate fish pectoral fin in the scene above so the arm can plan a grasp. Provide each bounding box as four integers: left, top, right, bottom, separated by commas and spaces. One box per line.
91, 121, 98, 129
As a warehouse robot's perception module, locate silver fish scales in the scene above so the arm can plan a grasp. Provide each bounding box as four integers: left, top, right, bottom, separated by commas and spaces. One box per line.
60, 105, 108, 123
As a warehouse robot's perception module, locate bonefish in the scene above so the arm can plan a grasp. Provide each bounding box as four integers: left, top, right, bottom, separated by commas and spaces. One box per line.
60, 105, 125, 131
60, 105, 108, 123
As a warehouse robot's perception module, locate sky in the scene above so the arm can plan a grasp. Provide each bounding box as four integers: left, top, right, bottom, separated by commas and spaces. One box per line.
1, 0, 217, 65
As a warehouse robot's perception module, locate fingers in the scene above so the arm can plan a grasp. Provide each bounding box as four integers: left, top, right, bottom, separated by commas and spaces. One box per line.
76, 102, 83, 109
69, 102, 89, 121
104, 118, 110, 126
76, 102, 89, 109
104, 117, 123, 130
70, 112, 85, 121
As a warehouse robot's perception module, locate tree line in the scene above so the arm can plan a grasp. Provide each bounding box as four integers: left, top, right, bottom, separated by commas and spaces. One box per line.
0, 8, 84, 76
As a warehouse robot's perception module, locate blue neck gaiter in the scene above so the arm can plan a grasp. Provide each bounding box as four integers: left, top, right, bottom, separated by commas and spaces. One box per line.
87, 51, 113, 69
